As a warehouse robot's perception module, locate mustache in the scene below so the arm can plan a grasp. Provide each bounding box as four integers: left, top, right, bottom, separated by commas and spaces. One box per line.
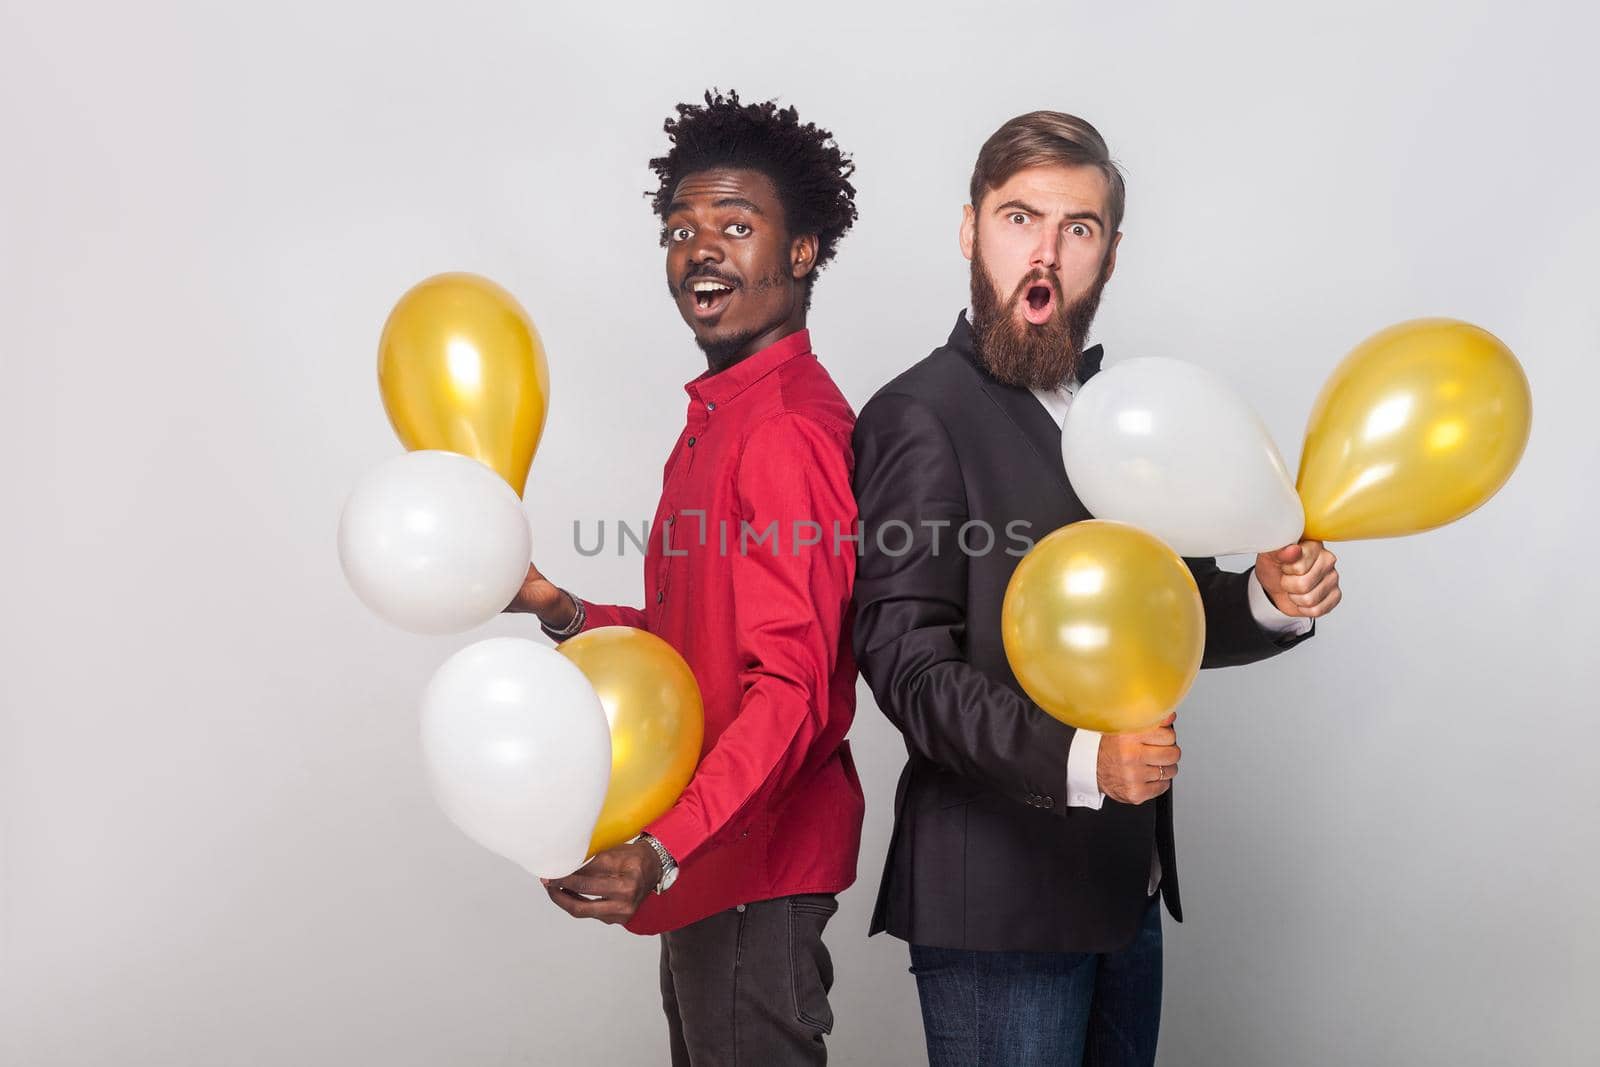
1012, 268, 1062, 304
678, 266, 743, 294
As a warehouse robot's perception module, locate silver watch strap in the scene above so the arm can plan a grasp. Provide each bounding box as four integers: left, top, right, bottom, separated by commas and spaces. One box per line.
638, 833, 676, 892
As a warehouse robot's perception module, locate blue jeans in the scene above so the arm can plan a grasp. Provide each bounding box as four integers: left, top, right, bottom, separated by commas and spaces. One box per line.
908, 894, 1163, 1066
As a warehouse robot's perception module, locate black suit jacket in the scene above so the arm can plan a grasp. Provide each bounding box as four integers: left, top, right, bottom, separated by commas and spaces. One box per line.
852, 313, 1313, 953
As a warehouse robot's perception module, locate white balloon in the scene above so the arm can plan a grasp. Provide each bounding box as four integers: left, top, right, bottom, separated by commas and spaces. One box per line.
338, 450, 531, 634
1062, 358, 1304, 557
421, 637, 612, 879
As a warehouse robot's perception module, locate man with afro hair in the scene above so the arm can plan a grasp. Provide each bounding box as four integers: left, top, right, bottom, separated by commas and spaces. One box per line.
509, 91, 864, 1065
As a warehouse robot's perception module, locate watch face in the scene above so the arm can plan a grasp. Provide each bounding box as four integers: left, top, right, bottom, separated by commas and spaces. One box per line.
657, 864, 679, 893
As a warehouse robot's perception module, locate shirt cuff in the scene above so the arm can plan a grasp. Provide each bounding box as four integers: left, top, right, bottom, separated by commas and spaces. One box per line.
1247, 570, 1314, 637
1066, 728, 1105, 809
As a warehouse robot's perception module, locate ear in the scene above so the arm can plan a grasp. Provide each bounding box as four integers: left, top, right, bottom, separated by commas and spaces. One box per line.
1102, 230, 1123, 283
959, 204, 976, 261
790, 233, 819, 280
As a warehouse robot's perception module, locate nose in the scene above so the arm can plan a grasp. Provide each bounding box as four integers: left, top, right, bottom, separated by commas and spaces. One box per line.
1028, 226, 1061, 272
686, 229, 725, 268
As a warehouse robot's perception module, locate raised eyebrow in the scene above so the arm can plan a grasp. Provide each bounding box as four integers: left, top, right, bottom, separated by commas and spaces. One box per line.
712, 196, 764, 215
665, 196, 765, 218
993, 199, 1044, 217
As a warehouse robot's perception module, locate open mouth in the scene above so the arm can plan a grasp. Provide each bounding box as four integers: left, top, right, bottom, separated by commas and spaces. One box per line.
688, 278, 737, 319
1021, 282, 1056, 326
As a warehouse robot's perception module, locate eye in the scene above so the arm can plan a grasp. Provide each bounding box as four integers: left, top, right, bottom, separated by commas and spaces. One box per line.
1008, 212, 1029, 225
1068, 223, 1090, 237
724, 222, 752, 237
668, 226, 693, 242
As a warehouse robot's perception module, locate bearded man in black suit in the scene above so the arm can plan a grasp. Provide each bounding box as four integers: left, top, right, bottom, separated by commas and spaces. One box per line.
851, 111, 1343, 1066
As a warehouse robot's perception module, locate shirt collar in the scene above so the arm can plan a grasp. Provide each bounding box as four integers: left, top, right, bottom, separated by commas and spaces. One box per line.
684, 328, 813, 407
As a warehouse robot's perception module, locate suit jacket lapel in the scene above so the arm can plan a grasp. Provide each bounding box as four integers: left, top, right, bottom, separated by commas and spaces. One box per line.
978, 375, 1076, 498
947, 312, 1105, 508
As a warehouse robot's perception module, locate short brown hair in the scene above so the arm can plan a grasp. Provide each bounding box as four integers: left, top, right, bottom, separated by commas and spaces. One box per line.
969, 111, 1125, 234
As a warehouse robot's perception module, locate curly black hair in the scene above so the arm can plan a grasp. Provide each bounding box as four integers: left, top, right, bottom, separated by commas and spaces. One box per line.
649, 90, 858, 306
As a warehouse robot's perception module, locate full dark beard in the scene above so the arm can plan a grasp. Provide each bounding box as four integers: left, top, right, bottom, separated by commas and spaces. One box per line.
969, 246, 1109, 390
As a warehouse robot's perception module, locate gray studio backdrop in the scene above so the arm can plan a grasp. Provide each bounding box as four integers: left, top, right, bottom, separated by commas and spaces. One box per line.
3, 2, 1596, 1064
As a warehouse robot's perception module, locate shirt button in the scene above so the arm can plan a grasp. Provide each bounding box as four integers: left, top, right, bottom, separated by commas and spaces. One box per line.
706, 401, 716, 412
735, 903, 746, 913
656, 590, 665, 604
687, 436, 696, 447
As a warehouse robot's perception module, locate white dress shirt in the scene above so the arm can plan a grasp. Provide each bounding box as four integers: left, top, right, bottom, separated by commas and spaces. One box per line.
1029, 374, 1313, 892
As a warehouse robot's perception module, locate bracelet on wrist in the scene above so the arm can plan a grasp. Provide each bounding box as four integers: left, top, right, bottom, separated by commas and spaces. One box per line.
545, 590, 586, 638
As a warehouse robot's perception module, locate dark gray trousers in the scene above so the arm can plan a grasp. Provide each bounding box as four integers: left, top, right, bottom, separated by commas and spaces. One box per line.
658, 893, 838, 1066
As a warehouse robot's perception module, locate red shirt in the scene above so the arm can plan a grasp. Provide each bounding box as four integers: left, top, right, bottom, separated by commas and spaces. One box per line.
569, 329, 864, 934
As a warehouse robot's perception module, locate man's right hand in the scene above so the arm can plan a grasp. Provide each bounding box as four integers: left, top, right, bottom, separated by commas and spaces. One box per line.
1096, 713, 1180, 805
504, 561, 576, 631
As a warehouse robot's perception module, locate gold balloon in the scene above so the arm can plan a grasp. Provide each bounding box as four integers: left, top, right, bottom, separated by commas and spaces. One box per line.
378, 272, 551, 497
1002, 521, 1204, 734
1297, 318, 1532, 541
557, 627, 704, 856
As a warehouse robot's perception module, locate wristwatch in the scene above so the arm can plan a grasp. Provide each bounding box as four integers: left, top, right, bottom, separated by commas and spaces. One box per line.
637, 833, 678, 894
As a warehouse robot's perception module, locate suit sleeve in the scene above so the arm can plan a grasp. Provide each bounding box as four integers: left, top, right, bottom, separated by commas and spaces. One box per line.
851, 391, 1078, 814
644, 413, 856, 865
1185, 556, 1316, 669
